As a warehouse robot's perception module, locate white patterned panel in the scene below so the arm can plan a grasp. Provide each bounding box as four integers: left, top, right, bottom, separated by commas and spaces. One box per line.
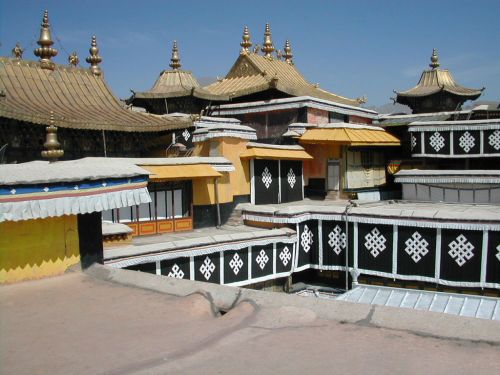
448, 234, 474, 267
199, 256, 216, 280
229, 253, 244, 275
262, 167, 272, 189
256, 249, 269, 270
411, 134, 417, 151
167, 264, 184, 279
182, 128, 190, 141
364, 227, 386, 258
404, 231, 429, 263
328, 225, 346, 255
459, 131, 475, 153
301, 225, 314, 253
496, 244, 500, 262
489, 130, 500, 151
279, 246, 292, 266
429, 131, 445, 152
287, 168, 296, 189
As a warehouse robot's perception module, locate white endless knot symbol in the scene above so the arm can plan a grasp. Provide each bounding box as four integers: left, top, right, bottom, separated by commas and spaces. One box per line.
496, 244, 500, 263
168, 264, 184, 279
279, 246, 292, 266
429, 131, 445, 152
287, 168, 296, 189
256, 249, 269, 270
448, 234, 474, 267
328, 225, 346, 255
411, 134, 417, 151
199, 256, 216, 280
489, 130, 500, 151
364, 227, 386, 258
301, 225, 314, 253
404, 231, 429, 263
261, 167, 273, 189
182, 129, 190, 141
229, 253, 244, 275
459, 131, 475, 153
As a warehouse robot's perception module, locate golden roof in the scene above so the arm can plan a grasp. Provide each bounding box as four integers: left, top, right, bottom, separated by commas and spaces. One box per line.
130, 41, 227, 101
395, 50, 483, 99
0, 57, 190, 132
204, 52, 361, 106
299, 124, 400, 146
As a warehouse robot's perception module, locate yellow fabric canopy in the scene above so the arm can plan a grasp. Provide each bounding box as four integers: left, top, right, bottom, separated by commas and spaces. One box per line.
140, 164, 221, 181
300, 128, 400, 146
240, 147, 313, 160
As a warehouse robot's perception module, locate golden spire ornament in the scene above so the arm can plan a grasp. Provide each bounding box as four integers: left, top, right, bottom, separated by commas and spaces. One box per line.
12, 43, 24, 59
240, 26, 252, 54
68, 51, 79, 67
169, 41, 181, 70
261, 23, 275, 58
34, 10, 58, 70
429, 48, 440, 69
283, 40, 293, 64
86, 36, 102, 76
41, 112, 64, 162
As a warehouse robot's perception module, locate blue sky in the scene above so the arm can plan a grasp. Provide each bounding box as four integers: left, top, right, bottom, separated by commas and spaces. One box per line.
1, 0, 499, 106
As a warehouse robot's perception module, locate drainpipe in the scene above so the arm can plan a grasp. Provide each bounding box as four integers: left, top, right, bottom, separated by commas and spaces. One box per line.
214, 177, 221, 228
342, 200, 355, 291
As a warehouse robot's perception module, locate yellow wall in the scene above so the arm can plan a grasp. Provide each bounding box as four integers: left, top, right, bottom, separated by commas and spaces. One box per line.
0, 215, 80, 284
192, 137, 251, 206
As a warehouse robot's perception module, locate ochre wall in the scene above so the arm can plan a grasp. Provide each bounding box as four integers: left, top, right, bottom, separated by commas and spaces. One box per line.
0, 215, 80, 284
192, 137, 251, 206
302, 143, 342, 184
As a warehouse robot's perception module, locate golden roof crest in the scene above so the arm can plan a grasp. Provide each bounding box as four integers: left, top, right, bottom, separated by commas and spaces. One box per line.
34, 10, 58, 70
261, 23, 275, 58
240, 26, 253, 54
86, 36, 102, 76
169, 41, 181, 70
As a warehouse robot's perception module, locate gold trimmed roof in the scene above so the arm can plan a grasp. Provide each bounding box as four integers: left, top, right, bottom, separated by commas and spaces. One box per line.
395, 50, 483, 99
204, 53, 361, 106
396, 68, 483, 98
131, 69, 227, 101
299, 124, 400, 146
240, 143, 313, 160
0, 57, 190, 132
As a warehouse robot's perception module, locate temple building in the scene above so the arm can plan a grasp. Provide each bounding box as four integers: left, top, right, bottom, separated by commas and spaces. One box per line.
394, 49, 484, 114
0, 11, 191, 163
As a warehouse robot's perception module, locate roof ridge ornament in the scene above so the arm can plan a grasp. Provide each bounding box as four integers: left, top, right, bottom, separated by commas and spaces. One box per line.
261, 23, 275, 58
68, 51, 79, 67
429, 48, 440, 69
41, 111, 64, 162
240, 26, 253, 54
12, 42, 24, 59
283, 40, 293, 64
86, 36, 102, 76
169, 40, 181, 70
34, 10, 58, 70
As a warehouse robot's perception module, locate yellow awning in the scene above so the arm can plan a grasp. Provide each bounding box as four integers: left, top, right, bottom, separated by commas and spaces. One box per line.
300, 128, 400, 146
240, 147, 313, 160
140, 164, 222, 181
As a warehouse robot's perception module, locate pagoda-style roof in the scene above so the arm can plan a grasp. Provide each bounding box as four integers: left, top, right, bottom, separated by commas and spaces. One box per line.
130, 69, 226, 101
128, 40, 227, 104
204, 52, 361, 106
395, 49, 483, 113
0, 57, 190, 132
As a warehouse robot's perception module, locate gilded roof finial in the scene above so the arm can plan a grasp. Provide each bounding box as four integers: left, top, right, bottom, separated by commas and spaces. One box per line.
261, 23, 275, 58
34, 10, 58, 70
12, 42, 24, 59
41, 111, 64, 162
86, 36, 102, 76
169, 41, 181, 70
240, 26, 253, 54
283, 40, 293, 64
68, 51, 79, 67
429, 48, 440, 69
